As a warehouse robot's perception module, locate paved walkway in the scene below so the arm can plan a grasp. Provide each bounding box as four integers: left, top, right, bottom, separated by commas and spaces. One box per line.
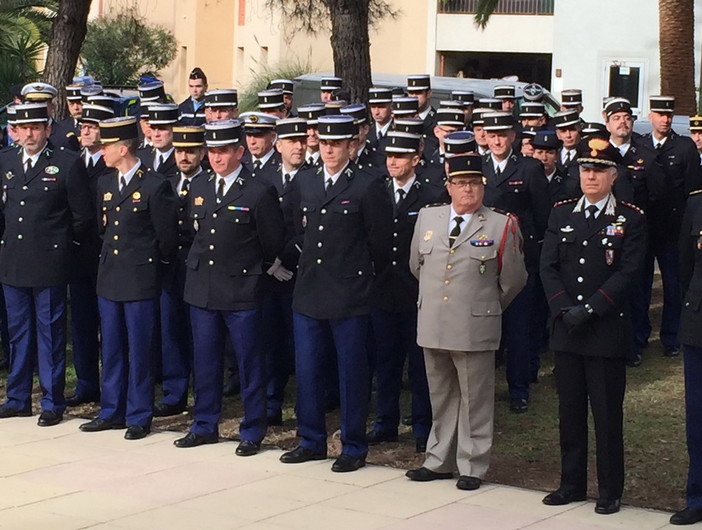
0, 417, 677, 529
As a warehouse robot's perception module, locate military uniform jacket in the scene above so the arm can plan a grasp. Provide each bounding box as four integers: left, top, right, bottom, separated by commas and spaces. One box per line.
416, 156, 446, 187
244, 150, 282, 182
184, 166, 285, 311
140, 148, 178, 179
372, 178, 447, 313
410, 204, 527, 352
292, 162, 393, 320
57, 116, 80, 138
679, 190, 702, 347
0, 143, 94, 287
481, 152, 551, 272
177, 98, 206, 126
540, 195, 647, 358
49, 118, 80, 151
96, 165, 179, 302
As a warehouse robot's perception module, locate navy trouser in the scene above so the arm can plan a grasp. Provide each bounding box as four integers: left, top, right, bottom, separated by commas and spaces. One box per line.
370, 308, 431, 440
293, 312, 369, 458
189, 306, 266, 442
684, 345, 702, 509
3, 284, 67, 413
261, 289, 294, 417
69, 277, 101, 399
97, 297, 157, 427
159, 287, 191, 407
503, 273, 537, 401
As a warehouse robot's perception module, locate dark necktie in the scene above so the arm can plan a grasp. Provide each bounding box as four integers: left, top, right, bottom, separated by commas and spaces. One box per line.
181, 179, 190, 195
119, 175, 127, 193
253, 160, 262, 172
86, 156, 94, 170
283, 173, 291, 191
656, 142, 663, 150
325, 177, 333, 194
24, 158, 33, 174
396, 188, 406, 205
495, 166, 501, 178
586, 204, 599, 227
449, 216, 464, 247
564, 151, 572, 166
308, 156, 314, 166
216, 178, 225, 201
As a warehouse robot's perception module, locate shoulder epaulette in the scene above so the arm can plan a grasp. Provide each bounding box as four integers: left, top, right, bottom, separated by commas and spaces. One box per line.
690, 189, 702, 197
489, 206, 509, 216
619, 201, 644, 214
553, 198, 578, 207
424, 202, 444, 208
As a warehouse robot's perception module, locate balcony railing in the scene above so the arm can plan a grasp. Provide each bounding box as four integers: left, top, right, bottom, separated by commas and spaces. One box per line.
438, 0, 554, 15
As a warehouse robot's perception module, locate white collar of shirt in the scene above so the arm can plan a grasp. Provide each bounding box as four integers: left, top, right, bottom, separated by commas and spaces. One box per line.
393, 175, 416, 197
418, 107, 432, 121
478, 145, 490, 156
583, 196, 609, 218
491, 151, 510, 173
119, 159, 142, 188
253, 149, 275, 168
653, 135, 668, 148
85, 150, 102, 166
323, 162, 350, 187
306, 150, 320, 164
610, 139, 631, 157
545, 169, 557, 183
154, 146, 174, 168
281, 167, 299, 185
357, 145, 366, 158
699, 152, 702, 165
22, 144, 48, 167
177, 166, 202, 192
377, 121, 392, 136
448, 205, 471, 235
561, 148, 576, 164
215, 164, 243, 196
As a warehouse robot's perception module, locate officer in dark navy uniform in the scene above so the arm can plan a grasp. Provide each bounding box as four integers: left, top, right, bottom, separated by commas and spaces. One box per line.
481, 112, 551, 413
298, 104, 325, 168
427, 107, 466, 168
532, 130, 565, 205
65, 103, 116, 407
0, 102, 94, 425
173, 119, 284, 455
494, 85, 516, 114
367, 131, 446, 453
341, 103, 383, 175
267, 79, 296, 118
406, 75, 437, 152
59, 84, 83, 138
554, 109, 582, 192
638, 95, 700, 358
472, 108, 492, 156
280, 115, 393, 472
320, 76, 343, 102
257, 89, 287, 120
21, 82, 80, 151
203, 89, 239, 123
140, 104, 179, 178
451, 90, 475, 128
79, 116, 178, 440
367, 87, 394, 152
540, 139, 647, 516
394, 117, 443, 187
178, 67, 207, 126
241, 112, 281, 179
154, 125, 207, 417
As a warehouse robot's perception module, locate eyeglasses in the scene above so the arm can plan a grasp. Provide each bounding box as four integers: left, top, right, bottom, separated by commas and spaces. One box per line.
448, 180, 483, 189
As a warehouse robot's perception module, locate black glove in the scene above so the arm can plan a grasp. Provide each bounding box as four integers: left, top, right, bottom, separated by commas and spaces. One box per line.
561, 304, 593, 332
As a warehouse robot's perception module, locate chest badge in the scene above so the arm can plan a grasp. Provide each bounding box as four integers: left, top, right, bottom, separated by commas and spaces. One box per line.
45, 165, 59, 175
132, 191, 141, 202
194, 196, 204, 206
423, 230, 433, 241
103, 191, 112, 201
560, 225, 574, 233
606, 249, 614, 266
4, 171, 14, 181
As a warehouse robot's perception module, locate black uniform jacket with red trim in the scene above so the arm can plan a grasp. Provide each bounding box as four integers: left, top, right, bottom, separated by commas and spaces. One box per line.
539, 195, 647, 358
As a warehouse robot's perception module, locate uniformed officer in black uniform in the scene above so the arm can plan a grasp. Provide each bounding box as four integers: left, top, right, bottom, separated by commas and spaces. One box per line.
240, 112, 281, 179
451, 90, 475, 128
60, 84, 83, 138
173, 119, 284, 455
540, 138, 647, 515
203, 89, 239, 123
320, 76, 343, 102
394, 117, 444, 187
367, 87, 394, 153
494, 85, 516, 114
341, 103, 383, 175
280, 115, 393, 472
141, 104, 179, 178
406, 75, 438, 152
0, 102, 94, 425
21, 83, 80, 151
532, 130, 565, 205
555, 109, 582, 191
368, 131, 446, 453
481, 112, 551, 413
298, 104, 325, 168
471, 108, 492, 156
155, 125, 207, 417
257, 89, 287, 120
66, 103, 116, 407
178, 67, 207, 126
427, 107, 466, 168
267, 79, 296, 118
79, 116, 178, 440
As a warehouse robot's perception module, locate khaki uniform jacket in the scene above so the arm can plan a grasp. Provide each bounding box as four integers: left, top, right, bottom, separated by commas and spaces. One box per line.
410, 204, 527, 352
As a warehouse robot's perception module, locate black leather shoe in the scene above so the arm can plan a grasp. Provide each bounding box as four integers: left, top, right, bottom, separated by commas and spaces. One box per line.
280, 445, 327, 464
509, 398, 528, 413
331, 453, 366, 473
65, 393, 100, 407
124, 425, 150, 440
37, 410, 63, 427
595, 498, 620, 515
542, 489, 587, 506
235, 440, 261, 457
415, 437, 428, 453
626, 353, 643, 368
80, 417, 126, 432
670, 507, 702, 525
664, 346, 681, 357
267, 411, 283, 426
174, 432, 218, 448
456, 475, 481, 490
0, 405, 32, 418
405, 467, 453, 482
366, 430, 398, 445
153, 402, 186, 417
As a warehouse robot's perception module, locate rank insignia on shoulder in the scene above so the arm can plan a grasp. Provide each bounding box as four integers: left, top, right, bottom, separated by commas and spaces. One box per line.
45, 165, 59, 175
103, 191, 112, 201
423, 230, 433, 241
425, 202, 443, 208
470, 238, 494, 247
4, 171, 14, 180
554, 198, 578, 207
560, 225, 574, 232
619, 201, 644, 214
132, 191, 141, 202
194, 196, 204, 206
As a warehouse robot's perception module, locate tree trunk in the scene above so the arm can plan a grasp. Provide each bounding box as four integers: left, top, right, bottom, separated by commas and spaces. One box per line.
327, 0, 372, 103
43, 0, 93, 121
658, 0, 696, 115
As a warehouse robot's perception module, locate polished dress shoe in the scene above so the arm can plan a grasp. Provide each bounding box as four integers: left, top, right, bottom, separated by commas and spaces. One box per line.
331, 453, 366, 473
415, 437, 428, 453
670, 506, 702, 525
456, 476, 481, 491
366, 430, 398, 445
594, 498, 620, 515
405, 467, 453, 482
280, 445, 327, 464
65, 393, 100, 407
542, 489, 587, 506
153, 402, 186, 417
267, 411, 283, 426
664, 346, 681, 357
37, 410, 63, 427
235, 440, 261, 457
124, 425, 150, 440
80, 417, 126, 432
0, 405, 32, 418
509, 398, 528, 414
626, 354, 643, 368
174, 431, 218, 448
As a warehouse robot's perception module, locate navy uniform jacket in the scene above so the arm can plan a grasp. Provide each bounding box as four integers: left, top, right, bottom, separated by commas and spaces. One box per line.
356, 142, 384, 177
292, 163, 394, 320
421, 107, 438, 154
372, 178, 447, 312
184, 166, 285, 311
481, 152, 551, 272
416, 156, 445, 187
140, 148, 178, 179
546, 168, 566, 206
619, 139, 659, 210
49, 119, 80, 151
244, 150, 282, 181
177, 98, 206, 126
0, 143, 94, 287
57, 117, 80, 138
680, 189, 702, 347
540, 196, 647, 358
96, 165, 179, 302
367, 121, 393, 153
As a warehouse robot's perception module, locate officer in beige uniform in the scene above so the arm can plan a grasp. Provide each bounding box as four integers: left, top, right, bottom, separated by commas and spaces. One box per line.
406, 154, 527, 490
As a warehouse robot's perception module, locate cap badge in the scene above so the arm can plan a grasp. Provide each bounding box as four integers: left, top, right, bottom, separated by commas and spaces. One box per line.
588, 137, 609, 157
250, 114, 259, 123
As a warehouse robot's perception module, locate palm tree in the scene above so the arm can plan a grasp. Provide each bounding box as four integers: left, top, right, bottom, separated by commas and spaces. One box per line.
658, 0, 696, 115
